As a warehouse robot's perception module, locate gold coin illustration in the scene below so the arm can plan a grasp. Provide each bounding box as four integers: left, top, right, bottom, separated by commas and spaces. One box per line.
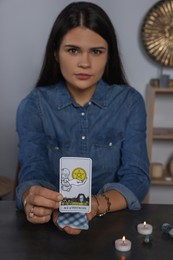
72, 168, 86, 182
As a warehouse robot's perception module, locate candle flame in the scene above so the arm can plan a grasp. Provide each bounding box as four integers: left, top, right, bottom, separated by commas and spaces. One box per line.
122, 236, 126, 243
144, 221, 146, 227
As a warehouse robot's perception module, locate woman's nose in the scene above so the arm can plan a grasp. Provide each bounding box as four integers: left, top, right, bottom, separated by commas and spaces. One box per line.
78, 53, 90, 68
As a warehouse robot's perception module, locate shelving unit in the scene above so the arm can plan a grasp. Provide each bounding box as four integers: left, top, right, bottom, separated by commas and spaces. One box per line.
146, 84, 173, 185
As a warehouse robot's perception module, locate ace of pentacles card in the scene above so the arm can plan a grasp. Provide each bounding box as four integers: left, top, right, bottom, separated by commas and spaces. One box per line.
59, 157, 92, 213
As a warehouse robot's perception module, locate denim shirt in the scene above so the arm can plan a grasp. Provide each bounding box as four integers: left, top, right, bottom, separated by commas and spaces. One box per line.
16, 80, 150, 210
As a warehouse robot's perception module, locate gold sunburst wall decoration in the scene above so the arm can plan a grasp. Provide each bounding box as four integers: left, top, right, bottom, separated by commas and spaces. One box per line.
141, 0, 173, 67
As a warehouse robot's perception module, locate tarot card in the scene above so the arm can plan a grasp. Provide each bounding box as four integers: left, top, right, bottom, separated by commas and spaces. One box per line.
59, 157, 92, 213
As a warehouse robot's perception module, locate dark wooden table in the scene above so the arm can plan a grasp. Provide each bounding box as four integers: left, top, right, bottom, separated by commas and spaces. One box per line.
0, 201, 173, 260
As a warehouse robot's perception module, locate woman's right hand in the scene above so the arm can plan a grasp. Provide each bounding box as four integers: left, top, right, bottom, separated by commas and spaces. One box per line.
22, 185, 63, 224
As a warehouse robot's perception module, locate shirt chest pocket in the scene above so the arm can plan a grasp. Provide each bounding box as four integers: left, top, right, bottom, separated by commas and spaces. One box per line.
47, 139, 72, 173
93, 132, 124, 171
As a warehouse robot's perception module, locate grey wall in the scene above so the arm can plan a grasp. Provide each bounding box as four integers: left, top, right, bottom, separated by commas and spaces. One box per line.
1, 0, 173, 203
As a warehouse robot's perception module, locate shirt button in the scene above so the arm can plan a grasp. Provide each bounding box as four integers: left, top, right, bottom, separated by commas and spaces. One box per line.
88, 101, 92, 105
109, 142, 113, 147
54, 146, 59, 150
81, 112, 85, 116
81, 136, 86, 140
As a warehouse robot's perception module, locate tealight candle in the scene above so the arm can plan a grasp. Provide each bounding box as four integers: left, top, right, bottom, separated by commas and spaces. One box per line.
115, 236, 131, 252
137, 221, 153, 235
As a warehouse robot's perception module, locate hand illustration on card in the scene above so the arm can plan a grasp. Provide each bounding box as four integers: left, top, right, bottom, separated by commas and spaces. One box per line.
59, 157, 92, 213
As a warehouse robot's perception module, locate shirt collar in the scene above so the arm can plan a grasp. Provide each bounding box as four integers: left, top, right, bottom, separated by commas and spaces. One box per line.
56, 79, 110, 110
55, 81, 73, 110
91, 80, 109, 108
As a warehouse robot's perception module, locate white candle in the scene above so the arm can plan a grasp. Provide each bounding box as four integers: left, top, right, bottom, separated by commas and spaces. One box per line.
115, 236, 131, 252
137, 221, 153, 235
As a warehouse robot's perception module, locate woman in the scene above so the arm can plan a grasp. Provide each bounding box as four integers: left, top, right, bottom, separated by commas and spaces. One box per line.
16, 1, 150, 235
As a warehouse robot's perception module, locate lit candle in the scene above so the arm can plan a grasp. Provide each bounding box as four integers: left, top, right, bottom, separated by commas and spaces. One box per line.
115, 236, 131, 252
137, 221, 153, 235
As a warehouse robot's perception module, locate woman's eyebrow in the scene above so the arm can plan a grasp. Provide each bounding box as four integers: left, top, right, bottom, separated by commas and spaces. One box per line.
90, 47, 107, 50
64, 44, 79, 48
64, 44, 106, 50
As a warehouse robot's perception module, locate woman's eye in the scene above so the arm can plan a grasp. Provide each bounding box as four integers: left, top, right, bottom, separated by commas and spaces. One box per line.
67, 48, 78, 54
91, 49, 102, 55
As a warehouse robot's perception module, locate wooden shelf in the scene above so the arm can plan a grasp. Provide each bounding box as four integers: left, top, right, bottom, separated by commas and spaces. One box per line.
0, 176, 14, 198
147, 84, 173, 186
151, 178, 173, 185
153, 127, 173, 140
150, 86, 173, 94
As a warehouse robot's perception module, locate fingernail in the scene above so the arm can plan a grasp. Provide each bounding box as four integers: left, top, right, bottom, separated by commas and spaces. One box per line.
57, 194, 63, 201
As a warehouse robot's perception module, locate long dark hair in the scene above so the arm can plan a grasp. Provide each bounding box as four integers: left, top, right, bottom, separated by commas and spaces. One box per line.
36, 1, 128, 87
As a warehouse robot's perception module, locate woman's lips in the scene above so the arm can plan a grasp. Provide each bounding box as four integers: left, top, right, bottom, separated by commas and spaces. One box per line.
75, 73, 92, 80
